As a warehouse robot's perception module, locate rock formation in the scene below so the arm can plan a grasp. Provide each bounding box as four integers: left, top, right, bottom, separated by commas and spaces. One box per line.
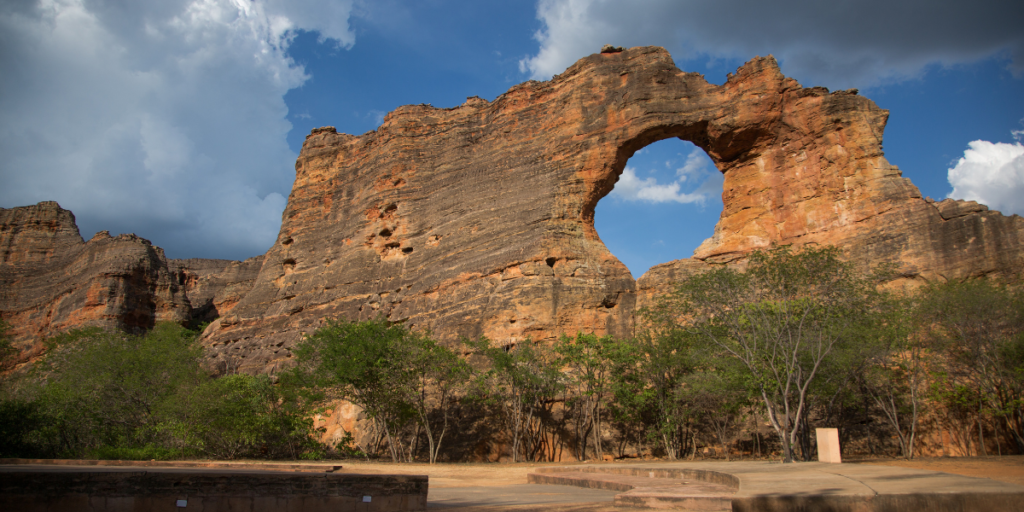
3, 47, 1023, 375
0, 201, 261, 365
199, 46, 1023, 374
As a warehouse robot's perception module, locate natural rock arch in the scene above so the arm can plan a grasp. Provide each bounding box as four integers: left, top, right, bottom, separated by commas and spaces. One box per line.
182, 46, 1023, 373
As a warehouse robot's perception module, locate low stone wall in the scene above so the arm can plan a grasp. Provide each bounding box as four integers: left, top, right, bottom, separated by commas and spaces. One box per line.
0, 467, 427, 512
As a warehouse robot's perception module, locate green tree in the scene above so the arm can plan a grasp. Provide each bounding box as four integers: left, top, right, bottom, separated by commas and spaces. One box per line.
2, 323, 323, 460
289, 318, 469, 463
554, 332, 614, 461
918, 280, 1024, 454
680, 354, 753, 460
603, 336, 658, 458
171, 374, 318, 459
858, 295, 924, 459
404, 333, 472, 463
290, 318, 415, 462
466, 337, 561, 462
632, 327, 699, 460
38, 323, 205, 455
652, 246, 880, 463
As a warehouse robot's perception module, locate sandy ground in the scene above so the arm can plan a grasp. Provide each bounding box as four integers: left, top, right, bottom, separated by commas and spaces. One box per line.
854, 455, 1024, 486
336, 455, 1024, 488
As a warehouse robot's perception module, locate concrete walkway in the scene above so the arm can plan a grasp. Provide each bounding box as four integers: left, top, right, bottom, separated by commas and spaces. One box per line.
527, 461, 1024, 511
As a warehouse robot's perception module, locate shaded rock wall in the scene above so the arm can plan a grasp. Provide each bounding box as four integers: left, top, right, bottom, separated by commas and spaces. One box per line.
169, 256, 265, 325
200, 46, 1024, 375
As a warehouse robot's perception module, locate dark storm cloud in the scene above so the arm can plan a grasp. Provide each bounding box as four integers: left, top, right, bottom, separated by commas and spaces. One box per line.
522, 0, 1024, 89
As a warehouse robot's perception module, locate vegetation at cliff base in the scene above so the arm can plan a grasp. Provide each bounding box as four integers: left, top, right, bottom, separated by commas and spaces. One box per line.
0, 323, 322, 460
2, 245, 1023, 463
286, 318, 471, 463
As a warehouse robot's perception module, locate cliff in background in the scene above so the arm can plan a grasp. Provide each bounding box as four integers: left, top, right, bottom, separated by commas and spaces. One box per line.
0, 201, 261, 366
3, 47, 1023, 374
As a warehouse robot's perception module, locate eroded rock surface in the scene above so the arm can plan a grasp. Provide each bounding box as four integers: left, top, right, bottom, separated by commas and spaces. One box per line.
4, 47, 1022, 375
201, 46, 1024, 374
0, 201, 262, 365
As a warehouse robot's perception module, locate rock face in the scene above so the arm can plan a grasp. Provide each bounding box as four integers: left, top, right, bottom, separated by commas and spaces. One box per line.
169, 256, 265, 325
4, 47, 1023, 375
201, 46, 1024, 374
0, 201, 262, 364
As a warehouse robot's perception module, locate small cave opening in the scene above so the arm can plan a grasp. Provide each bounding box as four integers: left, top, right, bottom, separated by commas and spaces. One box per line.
594, 138, 723, 279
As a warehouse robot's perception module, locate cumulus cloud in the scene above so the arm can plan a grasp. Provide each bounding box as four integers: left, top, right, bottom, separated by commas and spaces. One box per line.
520, 0, 1024, 89
0, 0, 354, 259
947, 137, 1024, 216
610, 149, 722, 204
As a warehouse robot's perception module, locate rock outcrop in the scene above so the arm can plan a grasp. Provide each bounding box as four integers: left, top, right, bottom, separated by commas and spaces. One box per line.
0, 201, 262, 365
169, 256, 265, 325
200, 46, 1024, 374
4, 47, 1023, 375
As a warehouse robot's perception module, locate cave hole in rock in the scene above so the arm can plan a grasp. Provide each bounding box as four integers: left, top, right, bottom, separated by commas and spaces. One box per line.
594, 138, 723, 279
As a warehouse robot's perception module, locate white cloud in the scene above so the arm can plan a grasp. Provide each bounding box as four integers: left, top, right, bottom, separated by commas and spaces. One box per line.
610, 149, 722, 204
947, 139, 1024, 216
521, 0, 1024, 89
0, 0, 354, 259
676, 150, 708, 182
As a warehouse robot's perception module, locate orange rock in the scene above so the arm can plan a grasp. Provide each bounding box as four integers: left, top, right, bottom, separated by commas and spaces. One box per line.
0, 201, 261, 365
4, 47, 1023, 375
199, 47, 1022, 374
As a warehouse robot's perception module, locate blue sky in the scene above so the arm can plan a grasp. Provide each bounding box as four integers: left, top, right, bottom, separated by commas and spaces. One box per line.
2, 1, 1022, 278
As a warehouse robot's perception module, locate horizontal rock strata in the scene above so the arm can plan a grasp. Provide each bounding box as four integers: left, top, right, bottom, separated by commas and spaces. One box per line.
201, 46, 1024, 374
3, 47, 1022, 375
0, 201, 261, 365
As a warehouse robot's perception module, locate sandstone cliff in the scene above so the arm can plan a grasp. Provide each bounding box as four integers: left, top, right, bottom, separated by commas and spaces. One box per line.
200, 46, 1024, 375
0, 201, 262, 365
4, 47, 1022, 375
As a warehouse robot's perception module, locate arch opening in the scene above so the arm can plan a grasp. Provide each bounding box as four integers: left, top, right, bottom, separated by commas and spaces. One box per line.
594, 138, 724, 279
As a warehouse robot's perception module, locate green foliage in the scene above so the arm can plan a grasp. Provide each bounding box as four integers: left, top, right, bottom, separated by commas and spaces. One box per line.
857, 294, 924, 459
289, 318, 469, 462
333, 429, 368, 459
679, 352, 754, 461
918, 280, 1024, 454
0, 322, 324, 460
651, 245, 884, 462
88, 444, 183, 461
466, 336, 561, 462
631, 327, 701, 459
603, 336, 658, 457
554, 333, 614, 460
0, 398, 46, 457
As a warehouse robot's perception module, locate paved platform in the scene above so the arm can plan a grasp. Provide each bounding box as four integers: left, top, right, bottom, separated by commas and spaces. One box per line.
528, 461, 1024, 511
